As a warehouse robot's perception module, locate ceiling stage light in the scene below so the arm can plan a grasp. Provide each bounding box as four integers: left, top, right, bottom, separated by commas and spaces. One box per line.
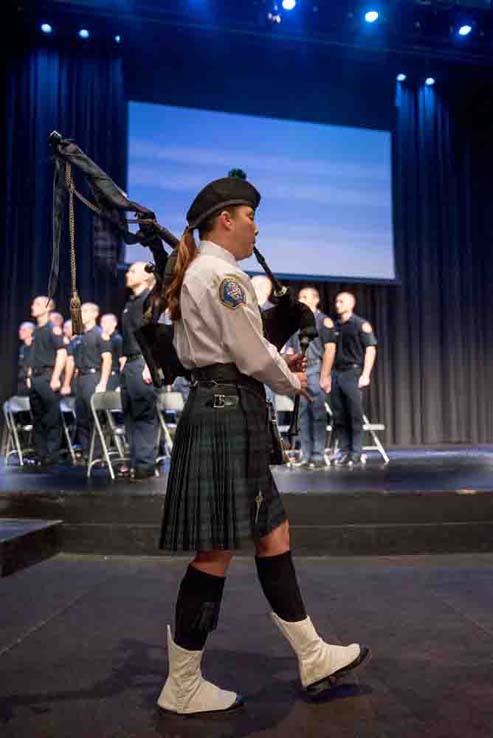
282, 0, 296, 9
458, 24, 473, 37
78, 29, 90, 39
114, 35, 122, 43
425, 77, 435, 86
364, 10, 379, 23
41, 23, 53, 34
396, 73, 407, 82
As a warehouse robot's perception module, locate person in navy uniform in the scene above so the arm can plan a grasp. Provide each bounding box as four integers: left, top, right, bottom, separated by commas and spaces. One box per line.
120, 262, 158, 480
62, 303, 112, 457
17, 321, 35, 395
28, 296, 67, 467
156, 174, 368, 716
321, 291, 377, 467
100, 313, 123, 390
286, 286, 335, 469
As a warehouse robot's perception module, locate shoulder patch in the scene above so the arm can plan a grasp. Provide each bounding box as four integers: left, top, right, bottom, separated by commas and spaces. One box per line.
219, 277, 247, 310
361, 322, 373, 334
323, 317, 334, 329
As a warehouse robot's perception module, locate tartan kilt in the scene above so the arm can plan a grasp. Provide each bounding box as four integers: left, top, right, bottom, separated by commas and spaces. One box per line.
159, 380, 287, 552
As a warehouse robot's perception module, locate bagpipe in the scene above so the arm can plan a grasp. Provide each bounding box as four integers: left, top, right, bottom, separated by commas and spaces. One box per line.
48, 131, 317, 457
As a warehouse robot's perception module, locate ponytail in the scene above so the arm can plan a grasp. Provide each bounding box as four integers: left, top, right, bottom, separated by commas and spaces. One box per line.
165, 228, 198, 321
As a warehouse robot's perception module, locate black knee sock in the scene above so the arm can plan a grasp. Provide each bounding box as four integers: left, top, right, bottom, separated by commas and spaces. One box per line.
255, 550, 307, 622
174, 565, 226, 651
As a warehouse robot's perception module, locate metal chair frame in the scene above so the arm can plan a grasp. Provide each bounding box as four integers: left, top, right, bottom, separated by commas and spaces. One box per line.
156, 390, 185, 462
2, 396, 34, 466
87, 391, 129, 480
324, 402, 389, 464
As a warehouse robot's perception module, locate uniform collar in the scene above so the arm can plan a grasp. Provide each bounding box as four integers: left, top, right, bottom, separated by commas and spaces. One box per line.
200, 240, 237, 267
129, 287, 149, 302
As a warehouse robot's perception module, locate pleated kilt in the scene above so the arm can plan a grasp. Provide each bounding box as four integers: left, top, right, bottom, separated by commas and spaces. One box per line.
159, 371, 287, 552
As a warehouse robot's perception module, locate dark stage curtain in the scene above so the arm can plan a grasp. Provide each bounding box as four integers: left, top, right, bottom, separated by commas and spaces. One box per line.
3, 39, 493, 445
1, 45, 125, 401
293, 81, 493, 445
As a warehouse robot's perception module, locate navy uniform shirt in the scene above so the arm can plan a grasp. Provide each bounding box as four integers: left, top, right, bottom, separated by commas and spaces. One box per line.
286, 311, 336, 379
18, 342, 33, 387
334, 313, 377, 369
30, 322, 65, 369
121, 289, 150, 357
108, 331, 123, 372
70, 327, 111, 371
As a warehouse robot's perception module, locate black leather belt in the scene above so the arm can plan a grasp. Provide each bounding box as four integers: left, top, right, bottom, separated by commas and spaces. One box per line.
31, 367, 53, 377
125, 353, 142, 363
191, 363, 264, 398
335, 363, 361, 372
79, 368, 99, 375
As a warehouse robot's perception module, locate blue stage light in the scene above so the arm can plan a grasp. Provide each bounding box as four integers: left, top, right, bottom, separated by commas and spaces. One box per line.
425, 77, 435, 87
78, 29, 90, 39
364, 10, 379, 23
114, 35, 122, 44
458, 24, 472, 37
41, 23, 53, 34
396, 73, 407, 82
282, 0, 296, 9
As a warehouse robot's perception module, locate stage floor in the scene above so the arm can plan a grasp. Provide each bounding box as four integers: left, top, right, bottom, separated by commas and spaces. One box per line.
1, 552, 493, 738
1, 444, 493, 496
2, 446, 493, 557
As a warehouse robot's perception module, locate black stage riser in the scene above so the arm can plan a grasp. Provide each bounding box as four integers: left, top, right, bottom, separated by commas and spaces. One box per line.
0, 519, 62, 577
2, 491, 493, 556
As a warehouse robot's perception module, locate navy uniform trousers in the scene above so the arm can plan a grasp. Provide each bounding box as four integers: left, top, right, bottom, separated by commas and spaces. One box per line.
121, 357, 158, 473
330, 367, 364, 455
299, 371, 328, 463
30, 373, 62, 463
75, 372, 100, 455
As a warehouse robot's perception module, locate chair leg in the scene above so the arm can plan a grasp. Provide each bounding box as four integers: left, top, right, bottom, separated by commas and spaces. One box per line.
158, 413, 173, 454
93, 411, 115, 480
61, 414, 77, 464
87, 427, 96, 478
10, 413, 24, 466
370, 430, 389, 464
106, 411, 125, 458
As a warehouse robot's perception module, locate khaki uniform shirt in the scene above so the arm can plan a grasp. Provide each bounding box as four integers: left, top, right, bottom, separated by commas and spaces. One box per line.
174, 240, 300, 396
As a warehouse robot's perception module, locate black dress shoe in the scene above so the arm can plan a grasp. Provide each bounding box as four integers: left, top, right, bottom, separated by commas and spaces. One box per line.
349, 453, 362, 467
131, 467, 157, 480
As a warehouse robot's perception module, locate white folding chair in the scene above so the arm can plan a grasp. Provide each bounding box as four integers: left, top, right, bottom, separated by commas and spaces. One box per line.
87, 391, 129, 480
156, 390, 185, 461
3, 396, 34, 466
324, 402, 389, 464
274, 394, 294, 434
273, 394, 304, 466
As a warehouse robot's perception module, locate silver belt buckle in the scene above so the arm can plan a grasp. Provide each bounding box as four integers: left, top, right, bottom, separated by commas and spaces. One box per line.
213, 394, 238, 409
213, 394, 226, 408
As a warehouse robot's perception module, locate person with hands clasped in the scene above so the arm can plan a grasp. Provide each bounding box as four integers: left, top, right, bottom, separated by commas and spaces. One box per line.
320, 291, 377, 467
28, 296, 67, 468
120, 262, 159, 480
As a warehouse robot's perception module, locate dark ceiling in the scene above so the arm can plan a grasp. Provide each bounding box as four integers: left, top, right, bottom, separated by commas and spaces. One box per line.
15, 0, 493, 66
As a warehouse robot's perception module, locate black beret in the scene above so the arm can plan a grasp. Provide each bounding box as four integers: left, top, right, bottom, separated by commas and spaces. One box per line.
186, 176, 261, 230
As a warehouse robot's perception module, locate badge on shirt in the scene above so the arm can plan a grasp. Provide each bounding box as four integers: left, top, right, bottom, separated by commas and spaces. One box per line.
219, 277, 247, 310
